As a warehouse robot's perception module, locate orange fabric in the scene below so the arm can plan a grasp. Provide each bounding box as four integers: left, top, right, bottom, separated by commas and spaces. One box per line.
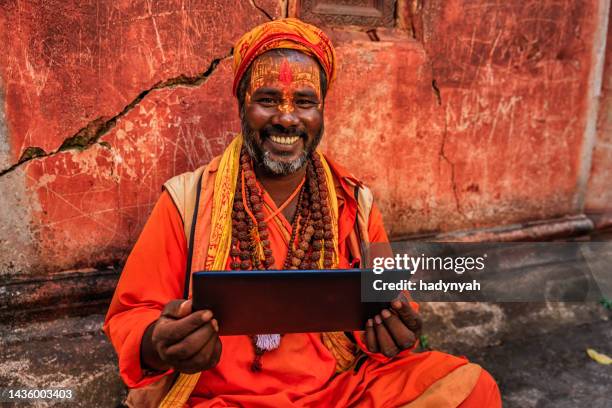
232, 18, 336, 96
103, 156, 501, 407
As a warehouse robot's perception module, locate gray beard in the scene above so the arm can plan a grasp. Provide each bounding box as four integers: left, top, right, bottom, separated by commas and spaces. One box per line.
241, 124, 323, 176
243, 134, 308, 176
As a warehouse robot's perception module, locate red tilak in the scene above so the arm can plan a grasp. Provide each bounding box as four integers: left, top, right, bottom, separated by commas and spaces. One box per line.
278, 59, 293, 85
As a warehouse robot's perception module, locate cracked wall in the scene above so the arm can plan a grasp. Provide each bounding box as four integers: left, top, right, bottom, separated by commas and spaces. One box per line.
0, 0, 610, 275
586, 3, 612, 219
323, 0, 609, 237
0, 0, 280, 275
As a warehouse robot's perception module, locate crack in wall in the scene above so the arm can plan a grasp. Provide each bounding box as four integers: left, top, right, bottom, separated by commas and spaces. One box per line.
438, 106, 466, 219
432, 79, 442, 106
249, 0, 274, 20
0, 51, 232, 177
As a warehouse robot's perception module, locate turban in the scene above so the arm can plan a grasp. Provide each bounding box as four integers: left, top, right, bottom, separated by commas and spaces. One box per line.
232, 18, 337, 96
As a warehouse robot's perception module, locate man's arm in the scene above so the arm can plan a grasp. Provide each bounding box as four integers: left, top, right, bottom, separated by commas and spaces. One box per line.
103, 191, 187, 388
353, 202, 422, 362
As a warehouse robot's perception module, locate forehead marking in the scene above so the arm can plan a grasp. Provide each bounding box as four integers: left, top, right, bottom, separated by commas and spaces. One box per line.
279, 58, 293, 85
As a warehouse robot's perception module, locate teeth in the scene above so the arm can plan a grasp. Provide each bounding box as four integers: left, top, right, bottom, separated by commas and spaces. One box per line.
270, 135, 299, 145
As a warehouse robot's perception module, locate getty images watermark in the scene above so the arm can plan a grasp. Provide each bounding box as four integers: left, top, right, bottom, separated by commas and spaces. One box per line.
360, 242, 612, 303
371, 253, 486, 292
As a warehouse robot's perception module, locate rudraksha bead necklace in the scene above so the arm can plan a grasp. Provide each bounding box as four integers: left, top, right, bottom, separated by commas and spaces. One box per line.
230, 148, 335, 372
230, 148, 334, 273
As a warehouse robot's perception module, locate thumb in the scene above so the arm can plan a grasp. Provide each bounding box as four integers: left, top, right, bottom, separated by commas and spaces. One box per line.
177, 299, 193, 317
161, 299, 192, 319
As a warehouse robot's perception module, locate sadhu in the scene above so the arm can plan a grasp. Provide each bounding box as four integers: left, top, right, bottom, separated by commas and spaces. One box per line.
104, 18, 501, 408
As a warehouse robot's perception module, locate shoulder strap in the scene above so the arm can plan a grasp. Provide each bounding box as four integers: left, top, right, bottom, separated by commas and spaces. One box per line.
163, 166, 207, 300
183, 174, 203, 299
353, 184, 374, 266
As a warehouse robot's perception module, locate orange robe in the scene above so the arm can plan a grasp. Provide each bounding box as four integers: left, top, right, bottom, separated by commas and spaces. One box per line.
104, 158, 501, 407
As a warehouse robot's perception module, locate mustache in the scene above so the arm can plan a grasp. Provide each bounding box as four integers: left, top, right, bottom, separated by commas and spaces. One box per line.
259, 125, 307, 139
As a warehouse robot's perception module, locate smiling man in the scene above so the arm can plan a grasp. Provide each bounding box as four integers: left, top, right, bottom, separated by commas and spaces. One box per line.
104, 18, 501, 407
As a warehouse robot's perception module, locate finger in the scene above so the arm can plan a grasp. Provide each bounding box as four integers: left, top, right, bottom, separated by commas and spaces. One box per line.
175, 333, 221, 374
161, 299, 188, 319
374, 314, 399, 358
381, 309, 416, 350
365, 319, 378, 353
391, 300, 422, 334
163, 322, 217, 361
156, 310, 214, 345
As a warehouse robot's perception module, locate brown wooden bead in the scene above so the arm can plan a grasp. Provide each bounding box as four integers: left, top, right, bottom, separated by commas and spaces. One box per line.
264, 249, 273, 257
250, 195, 261, 204
314, 230, 324, 239
240, 260, 251, 269
231, 261, 241, 269
324, 252, 333, 260
322, 215, 331, 223
305, 226, 315, 235
255, 212, 264, 221
294, 249, 305, 259
299, 241, 309, 251
324, 240, 334, 249
324, 231, 333, 239
261, 240, 270, 247
246, 178, 257, 188
264, 257, 275, 267
311, 251, 321, 261
239, 251, 251, 261
291, 257, 301, 267
311, 203, 321, 211
234, 201, 244, 211
321, 207, 330, 215
312, 241, 323, 250
258, 221, 267, 229
230, 248, 240, 257
252, 203, 262, 212
240, 241, 251, 251
259, 230, 269, 240
238, 231, 249, 240
235, 211, 245, 220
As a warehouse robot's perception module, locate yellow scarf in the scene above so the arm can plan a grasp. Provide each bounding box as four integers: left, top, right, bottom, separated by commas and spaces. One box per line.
161, 135, 350, 407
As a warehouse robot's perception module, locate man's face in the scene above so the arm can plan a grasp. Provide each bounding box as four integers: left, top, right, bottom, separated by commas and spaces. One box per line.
242, 50, 324, 175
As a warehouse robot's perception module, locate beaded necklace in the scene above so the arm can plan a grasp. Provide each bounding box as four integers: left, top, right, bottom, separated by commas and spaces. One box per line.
230, 148, 334, 371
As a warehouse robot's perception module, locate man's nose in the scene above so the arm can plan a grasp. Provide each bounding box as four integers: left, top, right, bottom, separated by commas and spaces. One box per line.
274, 106, 300, 128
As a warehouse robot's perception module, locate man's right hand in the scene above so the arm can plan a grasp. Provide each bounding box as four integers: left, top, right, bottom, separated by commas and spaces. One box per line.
141, 299, 222, 374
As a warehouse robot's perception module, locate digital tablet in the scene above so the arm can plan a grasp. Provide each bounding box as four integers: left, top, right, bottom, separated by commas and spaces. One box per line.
192, 269, 390, 335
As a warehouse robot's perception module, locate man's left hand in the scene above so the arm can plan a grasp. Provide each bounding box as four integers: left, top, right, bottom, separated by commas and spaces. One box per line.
364, 299, 422, 358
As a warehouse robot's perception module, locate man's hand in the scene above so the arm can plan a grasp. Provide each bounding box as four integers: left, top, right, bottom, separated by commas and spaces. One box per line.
364, 299, 422, 358
141, 299, 222, 374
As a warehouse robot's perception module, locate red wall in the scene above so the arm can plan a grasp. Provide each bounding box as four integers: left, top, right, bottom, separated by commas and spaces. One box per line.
0, 0, 610, 275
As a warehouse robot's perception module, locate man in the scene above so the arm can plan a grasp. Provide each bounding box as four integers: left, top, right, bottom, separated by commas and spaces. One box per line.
104, 18, 501, 407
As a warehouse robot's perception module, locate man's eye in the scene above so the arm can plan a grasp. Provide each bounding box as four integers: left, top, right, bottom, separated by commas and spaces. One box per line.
296, 99, 317, 107
257, 98, 276, 105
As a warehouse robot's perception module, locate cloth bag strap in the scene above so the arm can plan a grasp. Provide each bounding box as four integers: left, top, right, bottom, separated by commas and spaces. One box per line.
183, 174, 203, 299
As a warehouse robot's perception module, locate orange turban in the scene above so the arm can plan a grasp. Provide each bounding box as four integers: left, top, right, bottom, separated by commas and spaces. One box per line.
232, 18, 337, 96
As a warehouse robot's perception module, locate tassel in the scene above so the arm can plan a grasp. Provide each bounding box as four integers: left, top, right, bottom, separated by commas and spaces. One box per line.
255, 334, 281, 351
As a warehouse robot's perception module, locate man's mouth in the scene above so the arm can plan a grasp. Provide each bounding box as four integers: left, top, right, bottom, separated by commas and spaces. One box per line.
269, 135, 300, 145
